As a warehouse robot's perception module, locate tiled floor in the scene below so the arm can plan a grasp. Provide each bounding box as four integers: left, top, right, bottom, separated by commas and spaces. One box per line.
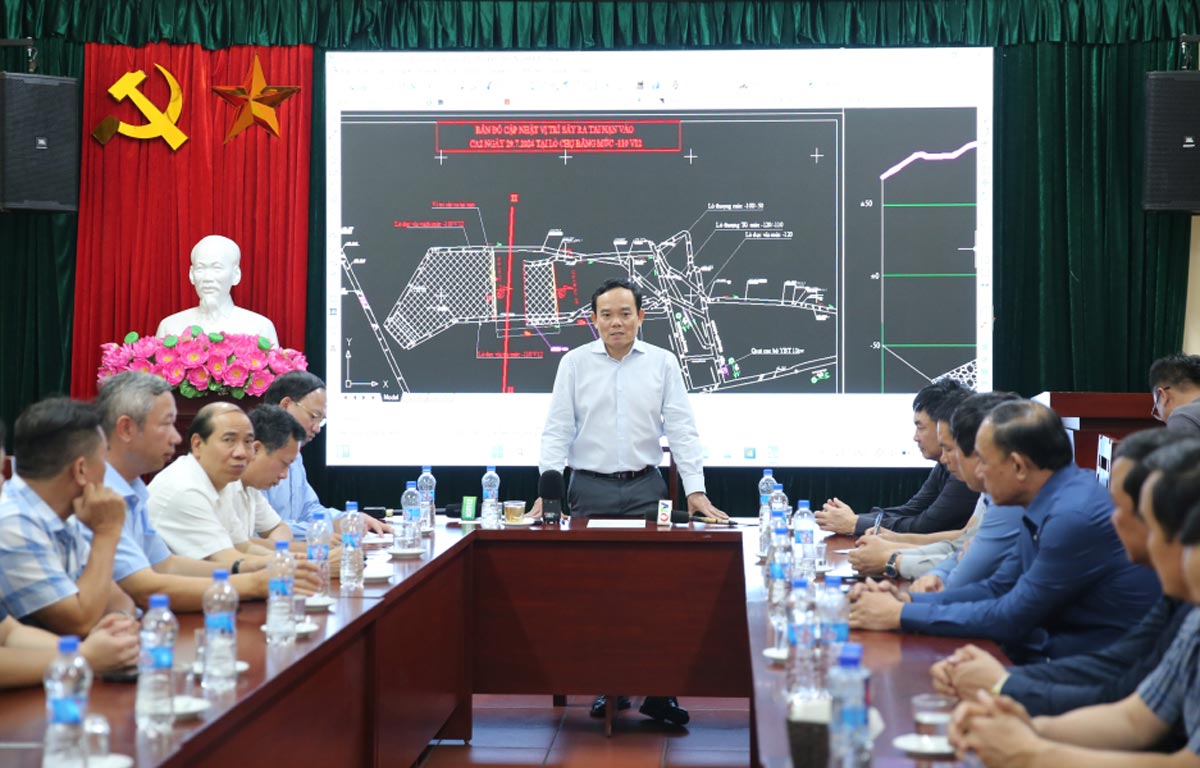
418, 695, 751, 767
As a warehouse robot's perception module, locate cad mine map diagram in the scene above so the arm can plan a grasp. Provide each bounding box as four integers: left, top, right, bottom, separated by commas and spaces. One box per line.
337, 108, 979, 398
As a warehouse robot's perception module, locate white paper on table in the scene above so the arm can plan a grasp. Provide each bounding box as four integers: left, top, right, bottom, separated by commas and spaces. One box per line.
826, 562, 858, 579
585, 520, 647, 529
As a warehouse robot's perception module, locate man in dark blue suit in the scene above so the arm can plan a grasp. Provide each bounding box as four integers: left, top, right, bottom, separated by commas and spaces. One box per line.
847, 400, 1162, 662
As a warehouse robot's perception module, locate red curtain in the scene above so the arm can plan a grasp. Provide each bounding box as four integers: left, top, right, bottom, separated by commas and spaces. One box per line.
71, 42, 312, 397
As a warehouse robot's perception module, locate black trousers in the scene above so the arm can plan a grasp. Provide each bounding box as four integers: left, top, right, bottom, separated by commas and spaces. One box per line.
567, 469, 669, 518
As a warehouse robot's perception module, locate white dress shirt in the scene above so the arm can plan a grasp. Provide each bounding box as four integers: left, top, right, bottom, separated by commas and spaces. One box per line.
539, 338, 706, 495
147, 454, 246, 559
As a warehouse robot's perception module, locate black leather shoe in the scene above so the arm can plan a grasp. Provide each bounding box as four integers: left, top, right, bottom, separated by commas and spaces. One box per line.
639, 696, 690, 725
590, 695, 632, 718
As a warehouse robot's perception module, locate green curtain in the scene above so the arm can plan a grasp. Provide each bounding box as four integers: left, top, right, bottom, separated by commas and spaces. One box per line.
2, 0, 1195, 510
0, 38, 82, 439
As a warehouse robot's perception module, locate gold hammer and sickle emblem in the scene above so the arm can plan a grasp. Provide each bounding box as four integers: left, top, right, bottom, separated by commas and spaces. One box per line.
91, 64, 188, 150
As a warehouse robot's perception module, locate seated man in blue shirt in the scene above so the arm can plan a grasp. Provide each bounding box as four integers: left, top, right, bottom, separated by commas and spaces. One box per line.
93, 372, 317, 610
260, 372, 390, 539
850, 391, 1022, 584
0, 398, 136, 637
948, 443, 1200, 767
932, 428, 1192, 718
818, 378, 980, 536
848, 400, 1161, 661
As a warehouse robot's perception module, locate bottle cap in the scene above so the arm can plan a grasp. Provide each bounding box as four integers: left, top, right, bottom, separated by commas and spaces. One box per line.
406, 481, 417, 488
486, 466, 496, 472
345, 501, 359, 512
763, 469, 773, 476
796, 499, 810, 510
838, 642, 863, 667
313, 511, 325, 520
422, 465, 432, 472
275, 540, 289, 551
213, 569, 230, 581
792, 577, 808, 589
825, 576, 843, 589
772, 483, 784, 491
58, 635, 80, 653
149, 594, 169, 609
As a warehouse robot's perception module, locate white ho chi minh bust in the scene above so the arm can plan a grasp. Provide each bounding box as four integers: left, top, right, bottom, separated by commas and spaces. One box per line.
155, 235, 280, 346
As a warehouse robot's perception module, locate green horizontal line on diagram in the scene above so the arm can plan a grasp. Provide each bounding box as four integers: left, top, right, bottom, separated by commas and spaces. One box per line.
883, 343, 975, 348
882, 202, 977, 208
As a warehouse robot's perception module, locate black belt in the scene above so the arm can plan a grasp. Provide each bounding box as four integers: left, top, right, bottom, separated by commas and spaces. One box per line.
572, 466, 657, 481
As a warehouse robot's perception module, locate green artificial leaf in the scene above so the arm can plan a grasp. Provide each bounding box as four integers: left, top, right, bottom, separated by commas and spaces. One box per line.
189, 325, 204, 337
163, 336, 178, 348
179, 381, 198, 398
123, 331, 139, 344
232, 389, 246, 400
208, 332, 224, 342
257, 336, 272, 351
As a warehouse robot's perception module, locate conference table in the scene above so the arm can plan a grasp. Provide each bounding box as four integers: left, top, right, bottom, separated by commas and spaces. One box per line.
0, 518, 1001, 767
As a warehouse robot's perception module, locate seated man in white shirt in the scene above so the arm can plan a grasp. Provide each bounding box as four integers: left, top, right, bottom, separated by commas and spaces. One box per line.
147, 403, 290, 574
229, 405, 311, 556
96, 372, 317, 608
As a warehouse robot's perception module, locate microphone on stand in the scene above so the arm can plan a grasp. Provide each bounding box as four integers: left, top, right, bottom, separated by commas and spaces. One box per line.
539, 469, 564, 525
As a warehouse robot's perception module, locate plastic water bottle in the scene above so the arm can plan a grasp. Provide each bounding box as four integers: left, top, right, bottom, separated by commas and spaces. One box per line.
43, 635, 91, 767
820, 576, 851, 678
202, 569, 239, 693
766, 518, 793, 615
340, 504, 365, 590
481, 466, 501, 528
400, 481, 422, 549
417, 466, 437, 534
758, 470, 775, 556
308, 510, 332, 599
787, 577, 823, 701
793, 501, 819, 581
135, 594, 178, 735
769, 483, 790, 527
829, 643, 872, 768
266, 541, 296, 645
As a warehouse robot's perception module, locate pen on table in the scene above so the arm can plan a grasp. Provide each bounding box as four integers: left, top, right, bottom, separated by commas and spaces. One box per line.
871, 511, 883, 536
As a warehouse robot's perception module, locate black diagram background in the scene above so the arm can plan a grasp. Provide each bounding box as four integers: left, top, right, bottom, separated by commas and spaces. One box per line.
338, 107, 978, 396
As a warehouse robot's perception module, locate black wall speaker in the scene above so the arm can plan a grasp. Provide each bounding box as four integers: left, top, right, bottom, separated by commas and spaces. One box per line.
1144, 71, 1200, 212
0, 72, 80, 212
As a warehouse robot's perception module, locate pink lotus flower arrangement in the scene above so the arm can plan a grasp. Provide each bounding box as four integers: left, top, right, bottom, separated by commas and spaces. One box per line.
98, 327, 308, 399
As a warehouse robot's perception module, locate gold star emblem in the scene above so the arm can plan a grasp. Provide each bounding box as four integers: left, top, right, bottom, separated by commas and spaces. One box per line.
212, 54, 300, 143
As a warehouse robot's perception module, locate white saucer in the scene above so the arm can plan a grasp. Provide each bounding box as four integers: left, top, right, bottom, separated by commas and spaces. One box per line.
191, 659, 250, 676
814, 563, 834, 574
305, 595, 335, 612
259, 621, 320, 638
363, 569, 392, 582
362, 533, 393, 545
87, 755, 133, 768
892, 733, 955, 757
172, 695, 211, 720
833, 548, 854, 555
762, 646, 788, 665
389, 546, 425, 559
502, 518, 536, 527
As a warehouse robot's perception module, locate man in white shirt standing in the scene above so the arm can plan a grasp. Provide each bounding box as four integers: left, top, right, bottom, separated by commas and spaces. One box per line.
533, 278, 727, 726
533, 278, 726, 522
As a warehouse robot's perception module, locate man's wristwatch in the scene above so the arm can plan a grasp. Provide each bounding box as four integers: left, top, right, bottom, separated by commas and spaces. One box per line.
884, 551, 901, 579
232, 559, 244, 575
